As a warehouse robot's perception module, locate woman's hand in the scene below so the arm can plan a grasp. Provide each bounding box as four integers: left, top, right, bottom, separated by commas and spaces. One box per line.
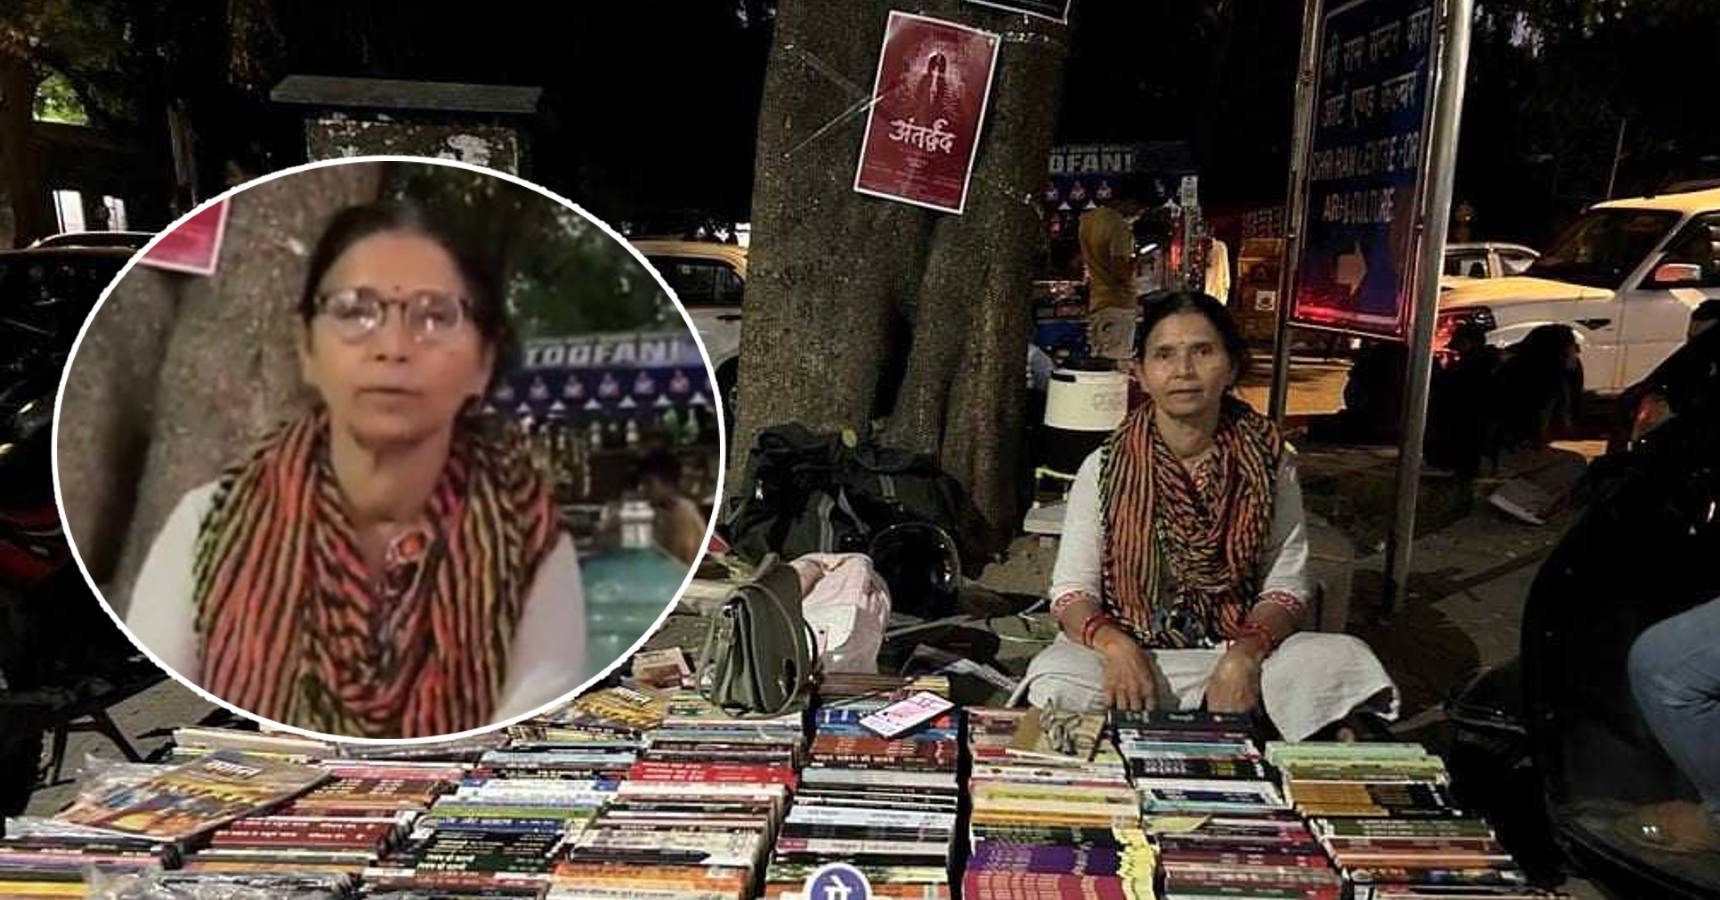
1205, 637, 1267, 713
1093, 627, 1159, 712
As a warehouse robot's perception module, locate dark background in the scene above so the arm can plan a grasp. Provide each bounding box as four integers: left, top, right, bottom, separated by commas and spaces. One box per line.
2, 0, 1717, 249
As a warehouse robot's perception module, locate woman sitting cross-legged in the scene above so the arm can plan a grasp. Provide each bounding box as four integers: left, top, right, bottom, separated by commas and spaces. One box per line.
1021, 291, 1398, 741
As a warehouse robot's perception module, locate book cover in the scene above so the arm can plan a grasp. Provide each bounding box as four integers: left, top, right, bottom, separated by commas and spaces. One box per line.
55, 751, 328, 842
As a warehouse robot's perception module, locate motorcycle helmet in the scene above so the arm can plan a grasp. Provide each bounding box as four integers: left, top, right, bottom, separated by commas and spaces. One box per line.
868, 521, 962, 619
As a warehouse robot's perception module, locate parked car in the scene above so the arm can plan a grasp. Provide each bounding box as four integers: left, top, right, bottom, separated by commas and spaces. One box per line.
631, 239, 746, 429
1443, 241, 1540, 281
28, 231, 155, 252
1437, 186, 1720, 396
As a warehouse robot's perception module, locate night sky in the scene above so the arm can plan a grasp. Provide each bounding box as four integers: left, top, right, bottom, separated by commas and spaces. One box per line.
243, 2, 1303, 224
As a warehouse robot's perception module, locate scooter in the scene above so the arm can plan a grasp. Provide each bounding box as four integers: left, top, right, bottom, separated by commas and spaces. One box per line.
1447, 335, 1720, 898
0, 352, 162, 818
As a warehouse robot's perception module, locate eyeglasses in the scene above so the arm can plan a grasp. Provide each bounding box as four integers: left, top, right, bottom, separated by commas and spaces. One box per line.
316, 286, 471, 344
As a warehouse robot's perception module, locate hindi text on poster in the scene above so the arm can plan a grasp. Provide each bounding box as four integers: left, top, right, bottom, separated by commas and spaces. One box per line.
1290, 0, 1437, 340
853, 12, 1001, 215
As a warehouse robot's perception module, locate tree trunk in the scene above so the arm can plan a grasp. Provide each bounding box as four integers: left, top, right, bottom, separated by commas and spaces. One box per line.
97, 162, 382, 614
730, 0, 1068, 553
0, 52, 47, 247
58, 268, 180, 590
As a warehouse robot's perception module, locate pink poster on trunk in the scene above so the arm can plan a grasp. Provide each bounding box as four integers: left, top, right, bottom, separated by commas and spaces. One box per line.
140, 199, 230, 276
853, 11, 1001, 215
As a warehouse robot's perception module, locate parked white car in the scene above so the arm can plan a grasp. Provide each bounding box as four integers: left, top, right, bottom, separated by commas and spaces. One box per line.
1443, 242, 1540, 281
632, 239, 746, 424
1438, 186, 1720, 395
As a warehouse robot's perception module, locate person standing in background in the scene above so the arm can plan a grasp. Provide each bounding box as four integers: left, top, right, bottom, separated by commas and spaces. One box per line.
1080, 182, 1146, 367
638, 449, 709, 566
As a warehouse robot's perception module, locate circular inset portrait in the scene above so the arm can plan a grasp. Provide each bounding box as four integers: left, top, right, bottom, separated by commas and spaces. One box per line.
54, 157, 723, 741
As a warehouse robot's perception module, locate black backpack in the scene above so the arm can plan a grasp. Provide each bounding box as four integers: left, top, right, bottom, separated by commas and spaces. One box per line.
723, 425, 988, 577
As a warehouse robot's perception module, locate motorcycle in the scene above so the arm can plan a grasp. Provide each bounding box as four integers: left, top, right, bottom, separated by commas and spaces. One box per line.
0, 330, 161, 818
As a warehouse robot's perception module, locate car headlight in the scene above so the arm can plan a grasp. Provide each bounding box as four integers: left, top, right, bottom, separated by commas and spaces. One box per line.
11, 399, 54, 440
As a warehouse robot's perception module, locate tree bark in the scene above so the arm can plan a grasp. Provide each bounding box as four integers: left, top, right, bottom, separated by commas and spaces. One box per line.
731, 0, 1068, 552
58, 268, 180, 590
99, 162, 381, 614
0, 52, 48, 247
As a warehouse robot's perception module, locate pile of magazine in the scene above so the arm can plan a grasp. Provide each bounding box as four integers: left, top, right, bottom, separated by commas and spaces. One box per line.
962, 706, 1155, 900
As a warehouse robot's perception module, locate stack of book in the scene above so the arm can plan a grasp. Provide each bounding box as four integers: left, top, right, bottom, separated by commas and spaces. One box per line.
167, 726, 336, 762
1310, 818, 1541, 896
1120, 712, 1341, 899
365, 776, 610, 896
1270, 743, 1542, 895
5, 752, 329, 898
54, 751, 330, 843
1148, 810, 1342, 899
762, 682, 959, 900
1116, 711, 1280, 814
1267, 742, 1459, 819
961, 707, 1154, 900
106, 870, 358, 898
472, 744, 638, 783
549, 690, 802, 899
520, 685, 672, 742
180, 759, 462, 876
0, 818, 180, 899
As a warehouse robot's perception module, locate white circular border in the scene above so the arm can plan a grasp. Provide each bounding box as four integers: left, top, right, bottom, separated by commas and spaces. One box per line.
50, 154, 729, 746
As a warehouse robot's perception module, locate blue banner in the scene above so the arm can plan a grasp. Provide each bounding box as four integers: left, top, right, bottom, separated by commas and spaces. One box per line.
488, 331, 712, 419
1291, 0, 1436, 340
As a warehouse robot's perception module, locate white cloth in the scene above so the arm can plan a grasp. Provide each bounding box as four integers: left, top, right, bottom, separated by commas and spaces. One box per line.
790, 553, 891, 675
126, 482, 590, 725
1205, 238, 1232, 304
1088, 307, 1137, 362
1018, 631, 1399, 741
1049, 446, 1313, 613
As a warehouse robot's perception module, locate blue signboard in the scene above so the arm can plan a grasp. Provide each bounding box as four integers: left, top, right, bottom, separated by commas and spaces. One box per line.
488, 331, 712, 419
1291, 0, 1437, 340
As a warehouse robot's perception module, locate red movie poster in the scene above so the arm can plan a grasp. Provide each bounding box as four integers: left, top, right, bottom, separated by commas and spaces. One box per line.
853, 11, 1001, 215
141, 198, 230, 276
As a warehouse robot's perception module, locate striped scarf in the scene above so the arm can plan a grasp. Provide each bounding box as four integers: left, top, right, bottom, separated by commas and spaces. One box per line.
192, 411, 558, 738
1098, 396, 1283, 648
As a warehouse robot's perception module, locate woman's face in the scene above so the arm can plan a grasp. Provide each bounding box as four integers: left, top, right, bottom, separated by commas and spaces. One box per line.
1135, 310, 1236, 421
299, 230, 494, 448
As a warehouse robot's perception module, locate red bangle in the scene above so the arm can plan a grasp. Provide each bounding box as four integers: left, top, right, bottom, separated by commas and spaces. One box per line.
1233, 620, 1278, 653
1081, 612, 1116, 649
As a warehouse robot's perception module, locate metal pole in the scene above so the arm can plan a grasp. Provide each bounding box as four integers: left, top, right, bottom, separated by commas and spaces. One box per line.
1269, 0, 1325, 423
1384, 0, 1473, 615
1605, 115, 1627, 200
